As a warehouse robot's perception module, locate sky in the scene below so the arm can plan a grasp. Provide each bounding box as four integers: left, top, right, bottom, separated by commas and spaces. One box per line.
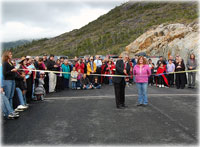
1, 0, 128, 42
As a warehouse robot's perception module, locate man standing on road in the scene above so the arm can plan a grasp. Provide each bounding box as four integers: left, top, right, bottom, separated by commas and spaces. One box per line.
113, 54, 130, 109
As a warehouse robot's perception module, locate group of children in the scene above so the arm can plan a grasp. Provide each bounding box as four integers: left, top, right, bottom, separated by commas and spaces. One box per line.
71, 67, 101, 90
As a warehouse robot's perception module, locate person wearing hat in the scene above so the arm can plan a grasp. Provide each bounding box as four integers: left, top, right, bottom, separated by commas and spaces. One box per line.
112, 54, 130, 109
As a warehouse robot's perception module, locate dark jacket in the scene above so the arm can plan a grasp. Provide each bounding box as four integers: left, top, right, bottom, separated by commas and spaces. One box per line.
80, 77, 90, 85
15, 72, 27, 91
46, 59, 56, 71
112, 59, 130, 84
3, 61, 16, 80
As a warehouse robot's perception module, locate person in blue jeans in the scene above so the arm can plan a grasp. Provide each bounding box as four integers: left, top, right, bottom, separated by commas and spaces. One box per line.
133, 56, 151, 106
80, 74, 92, 90
0, 63, 19, 119
92, 77, 101, 89
2, 51, 17, 109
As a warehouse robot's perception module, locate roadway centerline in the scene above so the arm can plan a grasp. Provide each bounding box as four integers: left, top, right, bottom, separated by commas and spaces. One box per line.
45, 93, 199, 100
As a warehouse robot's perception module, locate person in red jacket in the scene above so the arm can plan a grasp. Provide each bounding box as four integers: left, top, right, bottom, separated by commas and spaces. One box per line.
156, 61, 169, 88
75, 59, 85, 74
106, 60, 115, 85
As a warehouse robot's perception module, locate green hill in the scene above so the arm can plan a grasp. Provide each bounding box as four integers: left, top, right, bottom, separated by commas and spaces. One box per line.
10, 2, 198, 58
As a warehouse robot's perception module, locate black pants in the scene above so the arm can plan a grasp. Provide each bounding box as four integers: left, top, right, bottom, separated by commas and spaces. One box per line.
114, 81, 125, 107
44, 73, 49, 93
168, 74, 174, 86
176, 73, 185, 89
56, 76, 63, 91
26, 76, 33, 103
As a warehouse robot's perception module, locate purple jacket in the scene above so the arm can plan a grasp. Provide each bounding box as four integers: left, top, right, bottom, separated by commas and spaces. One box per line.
133, 64, 151, 83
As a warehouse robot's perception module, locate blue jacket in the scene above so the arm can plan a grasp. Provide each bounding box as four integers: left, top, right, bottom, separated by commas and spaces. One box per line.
61, 64, 71, 79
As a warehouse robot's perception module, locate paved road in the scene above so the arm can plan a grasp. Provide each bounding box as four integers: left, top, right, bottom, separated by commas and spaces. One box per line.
2, 84, 199, 146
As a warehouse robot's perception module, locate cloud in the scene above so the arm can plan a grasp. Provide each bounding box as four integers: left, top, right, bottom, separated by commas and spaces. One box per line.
1, 0, 126, 42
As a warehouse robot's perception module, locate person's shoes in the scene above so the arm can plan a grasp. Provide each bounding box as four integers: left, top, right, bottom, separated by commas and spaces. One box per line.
121, 104, 128, 108
15, 108, 24, 112
161, 85, 165, 88
137, 104, 143, 106
13, 112, 19, 115
17, 105, 28, 109
159, 85, 161, 88
8, 113, 19, 119
142, 104, 148, 107
116, 106, 125, 109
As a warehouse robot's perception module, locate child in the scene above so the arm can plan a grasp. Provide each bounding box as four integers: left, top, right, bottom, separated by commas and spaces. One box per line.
106, 60, 115, 85
156, 62, 169, 88
34, 72, 46, 100
80, 74, 92, 90
167, 59, 175, 87
93, 77, 101, 89
71, 67, 78, 90
148, 59, 155, 86
76, 69, 83, 89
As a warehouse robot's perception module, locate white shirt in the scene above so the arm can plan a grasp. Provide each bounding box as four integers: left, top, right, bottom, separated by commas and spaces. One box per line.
94, 59, 102, 68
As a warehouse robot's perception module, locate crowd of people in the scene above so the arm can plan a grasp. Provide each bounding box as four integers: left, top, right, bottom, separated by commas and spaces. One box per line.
1, 50, 198, 118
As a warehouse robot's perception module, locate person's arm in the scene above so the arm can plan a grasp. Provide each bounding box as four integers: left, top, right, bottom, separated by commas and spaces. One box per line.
93, 63, 97, 72
87, 63, 92, 73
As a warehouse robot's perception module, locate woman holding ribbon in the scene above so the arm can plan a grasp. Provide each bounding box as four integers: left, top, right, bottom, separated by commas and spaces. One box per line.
133, 56, 151, 106
2, 51, 17, 109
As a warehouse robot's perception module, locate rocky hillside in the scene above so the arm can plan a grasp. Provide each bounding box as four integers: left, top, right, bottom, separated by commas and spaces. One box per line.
122, 20, 199, 62
10, 2, 198, 58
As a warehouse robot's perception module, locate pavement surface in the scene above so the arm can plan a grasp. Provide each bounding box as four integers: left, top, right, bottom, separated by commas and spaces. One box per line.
2, 84, 199, 146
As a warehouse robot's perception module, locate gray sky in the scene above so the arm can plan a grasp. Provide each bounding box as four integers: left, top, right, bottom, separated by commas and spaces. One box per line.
1, 0, 127, 42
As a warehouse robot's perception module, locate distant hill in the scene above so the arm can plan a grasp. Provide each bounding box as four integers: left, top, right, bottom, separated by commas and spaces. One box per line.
2, 40, 31, 51
10, 2, 198, 58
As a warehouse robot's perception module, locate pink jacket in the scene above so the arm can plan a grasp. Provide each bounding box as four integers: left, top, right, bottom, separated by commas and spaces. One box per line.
133, 64, 151, 83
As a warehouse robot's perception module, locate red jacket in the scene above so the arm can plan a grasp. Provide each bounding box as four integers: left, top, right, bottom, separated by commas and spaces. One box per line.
75, 62, 85, 74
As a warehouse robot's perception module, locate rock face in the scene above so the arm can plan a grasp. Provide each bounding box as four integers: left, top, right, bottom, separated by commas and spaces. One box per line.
123, 20, 199, 62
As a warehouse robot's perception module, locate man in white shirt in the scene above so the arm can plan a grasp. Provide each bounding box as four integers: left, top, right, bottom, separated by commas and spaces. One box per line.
94, 55, 102, 82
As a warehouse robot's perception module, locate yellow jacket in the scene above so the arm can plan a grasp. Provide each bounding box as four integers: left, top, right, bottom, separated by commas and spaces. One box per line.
87, 62, 97, 75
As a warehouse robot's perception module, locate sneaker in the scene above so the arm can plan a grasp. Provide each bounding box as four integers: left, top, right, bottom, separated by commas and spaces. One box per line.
165, 86, 169, 88
17, 105, 28, 109
161, 85, 165, 88
159, 85, 162, 88
13, 112, 19, 115
15, 108, 24, 112
8, 113, 19, 119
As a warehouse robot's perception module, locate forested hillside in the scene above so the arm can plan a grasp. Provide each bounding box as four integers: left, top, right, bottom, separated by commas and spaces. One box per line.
9, 2, 198, 58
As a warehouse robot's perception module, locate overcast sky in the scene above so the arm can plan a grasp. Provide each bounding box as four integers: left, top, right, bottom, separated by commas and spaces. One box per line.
1, 0, 128, 42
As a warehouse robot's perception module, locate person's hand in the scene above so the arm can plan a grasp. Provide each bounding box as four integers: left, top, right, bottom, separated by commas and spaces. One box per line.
0, 88, 4, 93
124, 70, 127, 75
189, 66, 193, 69
83, 85, 86, 88
11, 68, 17, 72
54, 65, 58, 68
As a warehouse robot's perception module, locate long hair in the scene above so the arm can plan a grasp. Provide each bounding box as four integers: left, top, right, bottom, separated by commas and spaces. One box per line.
137, 56, 147, 65
2, 51, 11, 63
190, 53, 195, 60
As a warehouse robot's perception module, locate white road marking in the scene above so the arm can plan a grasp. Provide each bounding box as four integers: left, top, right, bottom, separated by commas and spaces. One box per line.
45, 93, 199, 100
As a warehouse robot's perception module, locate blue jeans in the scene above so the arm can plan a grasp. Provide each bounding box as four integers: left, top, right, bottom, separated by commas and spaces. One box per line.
82, 84, 90, 90
1, 94, 14, 117
76, 80, 81, 88
109, 78, 112, 85
64, 78, 69, 88
94, 84, 101, 89
16, 88, 25, 106
136, 83, 148, 105
72, 81, 76, 89
3, 80, 15, 109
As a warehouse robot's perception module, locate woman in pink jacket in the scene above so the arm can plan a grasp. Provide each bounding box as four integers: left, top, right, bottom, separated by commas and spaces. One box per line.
133, 56, 151, 106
